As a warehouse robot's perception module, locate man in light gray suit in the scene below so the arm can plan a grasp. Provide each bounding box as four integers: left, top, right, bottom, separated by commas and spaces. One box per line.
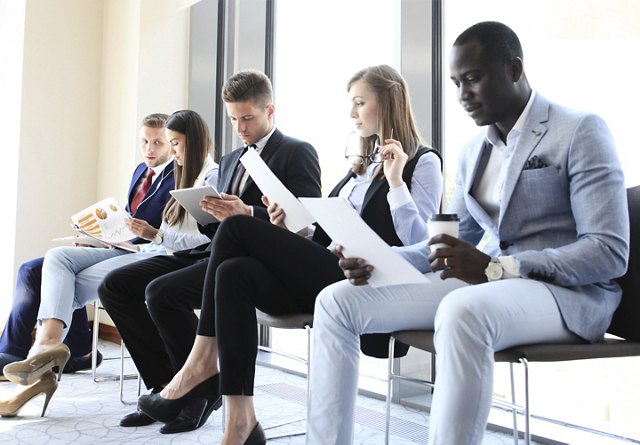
305, 21, 629, 445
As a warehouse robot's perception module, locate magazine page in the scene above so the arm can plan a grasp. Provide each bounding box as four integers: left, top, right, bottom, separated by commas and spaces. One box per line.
71, 197, 137, 245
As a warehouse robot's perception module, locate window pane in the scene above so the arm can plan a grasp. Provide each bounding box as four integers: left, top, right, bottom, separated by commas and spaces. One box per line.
274, 0, 401, 193
443, 0, 640, 209
271, 0, 401, 392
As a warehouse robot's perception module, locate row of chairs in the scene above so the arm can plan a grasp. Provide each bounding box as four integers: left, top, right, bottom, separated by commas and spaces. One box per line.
88, 184, 639, 443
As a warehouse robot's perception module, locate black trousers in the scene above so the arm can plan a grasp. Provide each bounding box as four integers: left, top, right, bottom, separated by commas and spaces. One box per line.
98, 254, 208, 389
203, 215, 344, 395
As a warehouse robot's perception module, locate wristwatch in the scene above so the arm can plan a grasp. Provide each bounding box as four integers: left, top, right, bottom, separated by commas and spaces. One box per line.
152, 229, 163, 245
484, 257, 504, 281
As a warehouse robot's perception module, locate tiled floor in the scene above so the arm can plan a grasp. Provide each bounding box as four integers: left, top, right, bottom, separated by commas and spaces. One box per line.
0, 340, 541, 444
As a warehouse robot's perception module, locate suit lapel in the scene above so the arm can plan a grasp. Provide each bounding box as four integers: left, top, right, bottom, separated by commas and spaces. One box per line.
222, 150, 244, 194
463, 140, 494, 225
361, 169, 386, 211
499, 97, 549, 222
240, 129, 283, 196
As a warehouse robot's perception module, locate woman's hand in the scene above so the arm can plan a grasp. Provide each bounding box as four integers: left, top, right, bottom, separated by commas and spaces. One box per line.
380, 138, 408, 188
125, 218, 157, 241
261, 196, 287, 228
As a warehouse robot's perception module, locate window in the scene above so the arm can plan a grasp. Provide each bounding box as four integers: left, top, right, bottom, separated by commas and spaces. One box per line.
442, 0, 640, 209
273, 0, 402, 193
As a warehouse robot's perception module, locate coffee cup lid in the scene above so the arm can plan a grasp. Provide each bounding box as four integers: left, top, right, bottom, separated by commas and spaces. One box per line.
429, 213, 459, 221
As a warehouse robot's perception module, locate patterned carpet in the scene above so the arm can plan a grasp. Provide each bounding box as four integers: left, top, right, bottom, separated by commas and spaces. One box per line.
0, 340, 540, 444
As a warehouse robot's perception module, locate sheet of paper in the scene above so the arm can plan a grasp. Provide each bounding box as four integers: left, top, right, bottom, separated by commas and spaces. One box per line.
71, 197, 137, 244
240, 147, 315, 232
299, 197, 430, 288
170, 185, 220, 225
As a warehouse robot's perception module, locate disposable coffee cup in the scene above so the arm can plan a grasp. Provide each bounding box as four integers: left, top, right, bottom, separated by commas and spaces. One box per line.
427, 214, 460, 250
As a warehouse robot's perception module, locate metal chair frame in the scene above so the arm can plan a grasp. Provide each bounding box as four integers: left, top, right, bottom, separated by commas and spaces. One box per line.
254, 310, 313, 439
91, 300, 141, 404
385, 185, 640, 445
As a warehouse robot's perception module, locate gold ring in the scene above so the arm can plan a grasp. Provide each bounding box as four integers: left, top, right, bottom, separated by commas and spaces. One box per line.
444, 258, 449, 267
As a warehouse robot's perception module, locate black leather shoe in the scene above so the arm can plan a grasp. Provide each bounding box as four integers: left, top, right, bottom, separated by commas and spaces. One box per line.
120, 387, 161, 427
159, 394, 222, 434
119, 409, 156, 427
138, 374, 220, 423
244, 422, 266, 445
63, 350, 103, 374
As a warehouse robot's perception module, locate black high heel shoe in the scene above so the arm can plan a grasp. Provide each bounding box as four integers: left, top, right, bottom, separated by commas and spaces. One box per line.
159, 394, 222, 434
244, 423, 266, 445
138, 374, 220, 423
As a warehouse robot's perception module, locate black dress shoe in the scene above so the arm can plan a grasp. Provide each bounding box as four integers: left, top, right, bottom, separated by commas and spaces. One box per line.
63, 350, 103, 373
119, 409, 156, 427
159, 394, 222, 434
138, 374, 220, 423
244, 422, 266, 445
120, 387, 161, 427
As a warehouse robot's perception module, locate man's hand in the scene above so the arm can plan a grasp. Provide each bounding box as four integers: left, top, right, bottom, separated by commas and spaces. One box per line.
201, 193, 251, 221
334, 245, 374, 286
125, 218, 157, 240
428, 234, 491, 284
262, 196, 286, 228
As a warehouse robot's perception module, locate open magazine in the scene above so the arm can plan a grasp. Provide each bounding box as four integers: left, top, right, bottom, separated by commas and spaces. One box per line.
69, 197, 138, 252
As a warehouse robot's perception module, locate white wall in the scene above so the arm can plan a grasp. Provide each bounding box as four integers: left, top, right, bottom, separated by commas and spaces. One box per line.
1, 0, 191, 327
0, 0, 26, 327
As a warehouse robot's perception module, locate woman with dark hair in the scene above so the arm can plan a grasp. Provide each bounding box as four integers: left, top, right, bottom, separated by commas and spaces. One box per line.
1, 109, 217, 416
138, 65, 443, 445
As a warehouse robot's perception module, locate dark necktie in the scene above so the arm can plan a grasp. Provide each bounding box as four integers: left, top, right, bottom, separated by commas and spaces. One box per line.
229, 145, 256, 195
131, 168, 155, 213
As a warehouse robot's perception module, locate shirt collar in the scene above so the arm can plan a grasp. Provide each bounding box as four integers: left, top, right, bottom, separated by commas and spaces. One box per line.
250, 126, 276, 152
149, 157, 174, 179
486, 90, 537, 146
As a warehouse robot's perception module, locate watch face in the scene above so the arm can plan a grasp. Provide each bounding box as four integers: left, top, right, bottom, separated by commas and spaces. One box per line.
486, 262, 503, 281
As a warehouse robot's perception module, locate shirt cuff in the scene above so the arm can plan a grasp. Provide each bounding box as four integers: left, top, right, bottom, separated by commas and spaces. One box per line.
387, 183, 411, 210
498, 255, 520, 278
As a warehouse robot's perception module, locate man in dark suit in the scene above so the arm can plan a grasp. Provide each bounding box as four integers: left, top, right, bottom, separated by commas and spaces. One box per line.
99, 70, 321, 433
0, 113, 174, 378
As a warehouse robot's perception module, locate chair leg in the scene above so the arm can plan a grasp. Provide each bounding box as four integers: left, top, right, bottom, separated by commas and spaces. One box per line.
385, 336, 397, 445
261, 323, 311, 439
119, 340, 125, 404
509, 362, 519, 445
521, 357, 531, 445
91, 302, 100, 382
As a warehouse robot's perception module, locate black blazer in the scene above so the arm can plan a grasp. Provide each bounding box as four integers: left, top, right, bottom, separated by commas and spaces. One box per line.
313, 146, 441, 358
176, 128, 322, 258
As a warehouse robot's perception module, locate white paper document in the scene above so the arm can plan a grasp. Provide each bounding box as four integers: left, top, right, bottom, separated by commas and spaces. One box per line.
240, 147, 315, 232
71, 197, 137, 244
170, 185, 220, 225
299, 197, 430, 288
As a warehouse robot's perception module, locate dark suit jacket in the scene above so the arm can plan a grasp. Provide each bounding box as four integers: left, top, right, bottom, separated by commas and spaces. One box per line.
176, 128, 322, 257
125, 161, 175, 244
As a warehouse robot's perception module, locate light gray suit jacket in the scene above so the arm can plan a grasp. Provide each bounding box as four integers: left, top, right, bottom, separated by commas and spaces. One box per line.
400, 94, 629, 343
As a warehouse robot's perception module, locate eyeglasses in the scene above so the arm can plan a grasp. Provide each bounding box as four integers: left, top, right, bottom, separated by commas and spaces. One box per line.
344, 132, 384, 166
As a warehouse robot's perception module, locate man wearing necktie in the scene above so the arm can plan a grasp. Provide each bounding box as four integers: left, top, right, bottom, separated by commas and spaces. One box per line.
100, 70, 321, 433
130, 168, 155, 213
0, 114, 175, 378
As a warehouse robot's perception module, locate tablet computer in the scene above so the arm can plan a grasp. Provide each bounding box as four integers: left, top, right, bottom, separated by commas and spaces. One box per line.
169, 185, 220, 225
